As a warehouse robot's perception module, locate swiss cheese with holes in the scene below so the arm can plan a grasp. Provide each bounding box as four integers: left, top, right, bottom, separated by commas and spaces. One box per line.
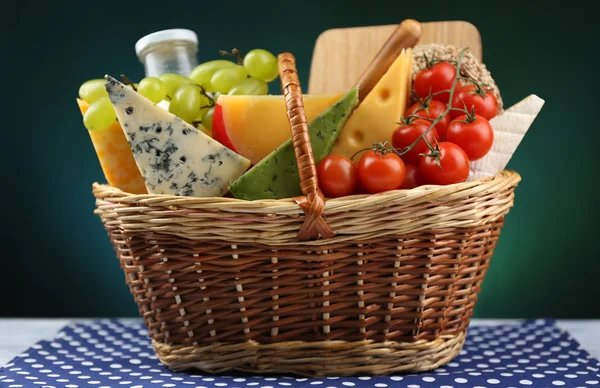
329, 48, 413, 158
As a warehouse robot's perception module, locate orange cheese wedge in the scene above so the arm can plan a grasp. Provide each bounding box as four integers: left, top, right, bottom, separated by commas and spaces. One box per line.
213, 94, 343, 165
77, 99, 147, 194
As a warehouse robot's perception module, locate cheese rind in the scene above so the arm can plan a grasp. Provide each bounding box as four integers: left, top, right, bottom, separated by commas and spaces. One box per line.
468, 94, 544, 181
229, 87, 359, 200
330, 49, 412, 158
105, 76, 251, 197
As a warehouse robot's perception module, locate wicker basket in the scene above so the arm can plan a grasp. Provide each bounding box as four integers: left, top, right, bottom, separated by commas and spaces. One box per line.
93, 53, 521, 376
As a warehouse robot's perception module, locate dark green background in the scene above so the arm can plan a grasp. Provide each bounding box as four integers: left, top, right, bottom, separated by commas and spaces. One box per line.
2, 0, 598, 318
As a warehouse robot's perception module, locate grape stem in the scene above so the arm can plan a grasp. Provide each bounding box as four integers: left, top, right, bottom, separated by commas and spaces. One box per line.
220, 48, 243, 65
120, 74, 137, 91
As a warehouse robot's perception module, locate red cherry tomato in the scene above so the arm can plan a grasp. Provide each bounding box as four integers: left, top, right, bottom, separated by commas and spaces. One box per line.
400, 164, 424, 189
406, 100, 451, 140
414, 62, 456, 103
358, 150, 406, 194
391, 119, 440, 166
317, 155, 358, 198
446, 115, 494, 161
419, 142, 470, 185
451, 84, 498, 120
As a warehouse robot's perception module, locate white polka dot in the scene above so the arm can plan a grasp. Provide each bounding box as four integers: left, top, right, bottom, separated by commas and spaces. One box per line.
469, 372, 482, 376
407, 385, 420, 388
556, 367, 568, 371
487, 379, 500, 384
234, 378, 246, 382
163, 385, 176, 387
422, 377, 435, 382
501, 373, 513, 377
585, 381, 599, 385
568, 363, 580, 367
390, 377, 403, 381
520, 380, 533, 385
374, 384, 387, 387
440, 386, 454, 388
216, 384, 228, 387
61, 366, 73, 370
310, 382, 322, 385
88, 382, 101, 385
552, 381, 565, 386
342, 383, 355, 387
455, 378, 468, 383
69, 371, 82, 375
565, 374, 578, 378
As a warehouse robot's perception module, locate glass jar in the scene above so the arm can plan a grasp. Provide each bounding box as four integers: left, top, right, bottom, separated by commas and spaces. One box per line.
135, 29, 198, 77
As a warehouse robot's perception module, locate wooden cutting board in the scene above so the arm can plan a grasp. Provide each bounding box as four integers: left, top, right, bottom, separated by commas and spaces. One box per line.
308, 21, 482, 94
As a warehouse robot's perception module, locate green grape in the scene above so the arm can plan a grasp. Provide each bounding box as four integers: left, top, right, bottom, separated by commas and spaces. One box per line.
228, 78, 269, 95
169, 84, 211, 124
138, 77, 167, 103
190, 60, 235, 92
83, 95, 116, 131
201, 107, 215, 131
243, 49, 278, 82
158, 73, 193, 99
79, 79, 108, 103
210, 65, 247, 94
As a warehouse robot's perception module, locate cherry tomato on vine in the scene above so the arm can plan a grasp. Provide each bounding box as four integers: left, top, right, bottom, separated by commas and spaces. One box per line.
414, 62, 456, 103
317, 155, 358, 198
407, 100, 451, 140
446, 114, 494, 161
358, 150, 406, 194
451, 84, 498, 120
419, 142, 470, 185
391, 119, 440, 166
400, 164, 424, 189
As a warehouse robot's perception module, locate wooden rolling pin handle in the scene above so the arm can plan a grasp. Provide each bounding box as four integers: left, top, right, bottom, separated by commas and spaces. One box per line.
356, 19, 422, 102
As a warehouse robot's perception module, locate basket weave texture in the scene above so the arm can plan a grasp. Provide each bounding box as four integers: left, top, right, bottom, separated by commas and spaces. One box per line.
92, 51, 521, 376
93, 169, 519, 375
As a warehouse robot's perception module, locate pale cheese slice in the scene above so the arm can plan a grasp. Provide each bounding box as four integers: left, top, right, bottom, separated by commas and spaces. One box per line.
329, 49, 412, 157
468, 94, 544, 181
105, 76, 251, 197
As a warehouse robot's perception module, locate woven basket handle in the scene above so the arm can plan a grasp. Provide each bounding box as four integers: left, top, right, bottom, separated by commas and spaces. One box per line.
278, 20, 422, 240
278, 53, 333, 240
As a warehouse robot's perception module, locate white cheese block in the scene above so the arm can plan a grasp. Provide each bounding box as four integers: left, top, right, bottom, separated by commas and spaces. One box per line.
468, 94, 544, 181
105, 76, 251, 197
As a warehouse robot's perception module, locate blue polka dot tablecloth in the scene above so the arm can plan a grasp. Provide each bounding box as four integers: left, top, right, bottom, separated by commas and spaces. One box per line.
1, 319, 598, 388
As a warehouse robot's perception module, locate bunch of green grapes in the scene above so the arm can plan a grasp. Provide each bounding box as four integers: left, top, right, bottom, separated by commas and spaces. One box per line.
79, 49, 278, 134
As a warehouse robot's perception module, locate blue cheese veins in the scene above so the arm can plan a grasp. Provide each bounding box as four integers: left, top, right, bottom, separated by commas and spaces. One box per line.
105, 76, 251, 197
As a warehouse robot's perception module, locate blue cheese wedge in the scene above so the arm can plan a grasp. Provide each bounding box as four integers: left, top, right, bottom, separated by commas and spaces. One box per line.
105, 76, 250, 197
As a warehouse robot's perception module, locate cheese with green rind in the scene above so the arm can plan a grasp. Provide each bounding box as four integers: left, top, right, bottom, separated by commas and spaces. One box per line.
105, 76, 251, 197
228, 87, 359, 200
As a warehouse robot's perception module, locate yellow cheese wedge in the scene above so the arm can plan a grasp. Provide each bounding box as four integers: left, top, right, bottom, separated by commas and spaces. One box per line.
77, 99, 147, 194
215, 94, 343, 165
330, 48, 413, 157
